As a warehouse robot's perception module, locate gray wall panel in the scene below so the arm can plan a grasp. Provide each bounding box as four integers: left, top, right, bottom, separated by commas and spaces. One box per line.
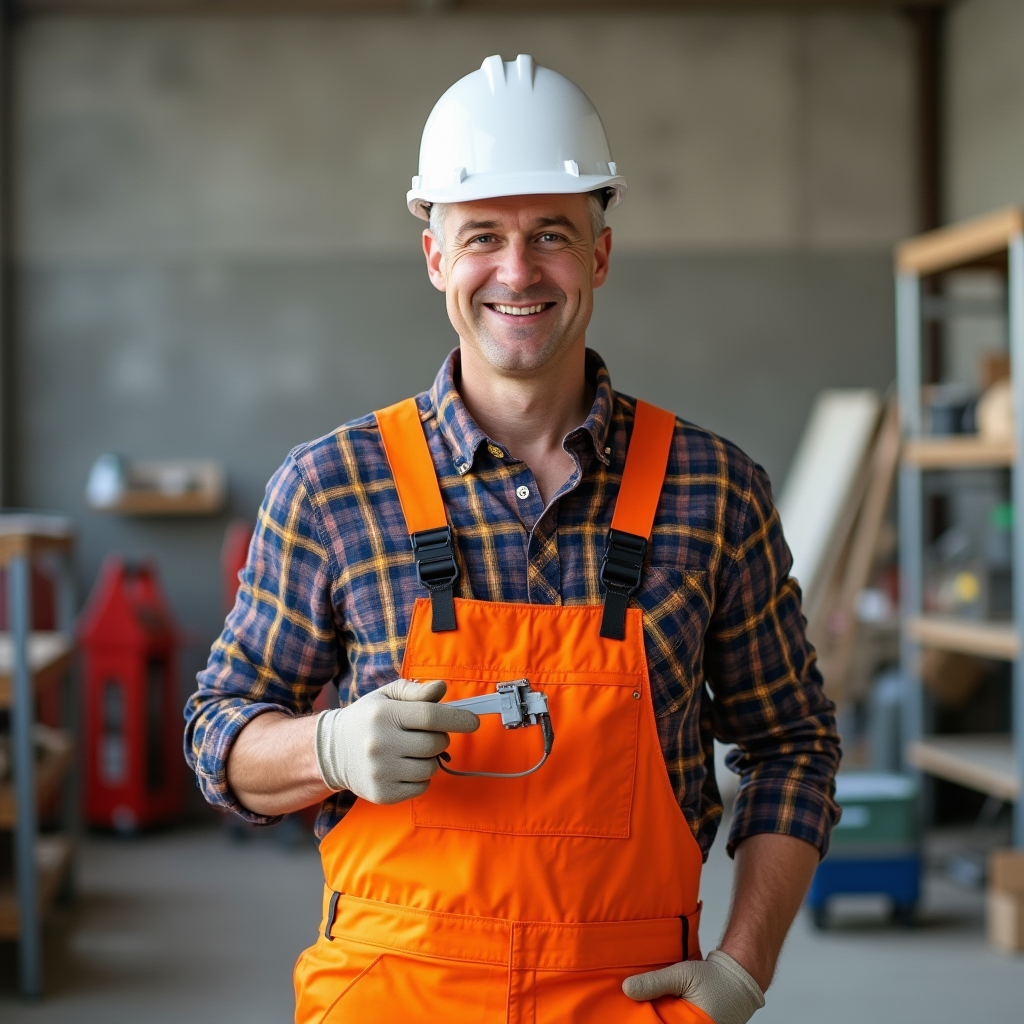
17, 13, 912, 261
948, 0, 1024, 221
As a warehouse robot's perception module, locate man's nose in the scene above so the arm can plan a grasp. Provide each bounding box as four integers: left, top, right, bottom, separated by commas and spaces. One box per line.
494, 240, 542, 294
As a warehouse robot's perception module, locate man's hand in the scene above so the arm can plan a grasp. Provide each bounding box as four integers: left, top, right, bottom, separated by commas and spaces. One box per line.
622, 949, 764, 1024
622, 833, 819, 1023
315, 679, 479, 804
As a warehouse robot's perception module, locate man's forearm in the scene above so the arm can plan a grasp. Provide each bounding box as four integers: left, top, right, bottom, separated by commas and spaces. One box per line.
226, 712, 332, 816
717, 832, 819, 991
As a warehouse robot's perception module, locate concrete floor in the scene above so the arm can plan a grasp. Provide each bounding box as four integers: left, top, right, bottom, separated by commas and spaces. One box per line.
1, 817, 1021, 1022
699, 828, 1024, 1024
0, 822, 324, 1022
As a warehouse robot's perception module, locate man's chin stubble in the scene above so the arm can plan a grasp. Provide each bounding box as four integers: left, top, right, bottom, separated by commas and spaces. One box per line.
472, 331, 568, 374
465, 310, 580, 374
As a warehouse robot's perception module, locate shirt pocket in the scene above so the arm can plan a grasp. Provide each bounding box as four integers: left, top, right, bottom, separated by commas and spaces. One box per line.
635, 568, 711, 717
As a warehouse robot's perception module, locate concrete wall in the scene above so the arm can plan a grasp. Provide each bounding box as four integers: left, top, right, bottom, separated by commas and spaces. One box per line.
947, 0, 1024, 222
18, 13, 913, 259
940, 1, 1024, 393
11, 12, 912, 661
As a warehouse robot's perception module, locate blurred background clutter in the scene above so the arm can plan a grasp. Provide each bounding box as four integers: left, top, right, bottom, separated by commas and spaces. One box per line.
1, 1, 1023, 1021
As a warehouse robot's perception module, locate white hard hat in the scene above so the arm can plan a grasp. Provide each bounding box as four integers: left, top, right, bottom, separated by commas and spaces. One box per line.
407, 54, 626, 220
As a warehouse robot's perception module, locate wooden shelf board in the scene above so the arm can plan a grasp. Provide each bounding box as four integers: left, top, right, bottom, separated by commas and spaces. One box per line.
0, 835, 73, 939
0, 729, 74, 828
89, 458, 226, 517
906, 616, 1020, 660
89, 490, 224, 516
0, 514, 74, 565
907, 735, 1019, 802
0, 632, 74, 707
902, 436, 1015, 468
896, 207, 1024, 276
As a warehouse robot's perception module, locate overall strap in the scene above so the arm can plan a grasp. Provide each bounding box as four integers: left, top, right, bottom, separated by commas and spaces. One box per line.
600, 400, 677, 640
376, 398, 459, 632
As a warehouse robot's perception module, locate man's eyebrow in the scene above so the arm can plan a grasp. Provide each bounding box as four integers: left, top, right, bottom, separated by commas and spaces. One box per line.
454, 220, 500, 237
533, 215, 580, 232
454, 215, 583, 238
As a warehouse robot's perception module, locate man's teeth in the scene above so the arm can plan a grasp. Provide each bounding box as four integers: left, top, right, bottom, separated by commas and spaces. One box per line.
493, 304, 546, 316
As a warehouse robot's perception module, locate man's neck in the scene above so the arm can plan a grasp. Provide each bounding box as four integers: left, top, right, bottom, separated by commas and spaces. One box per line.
457, 342, 593, 506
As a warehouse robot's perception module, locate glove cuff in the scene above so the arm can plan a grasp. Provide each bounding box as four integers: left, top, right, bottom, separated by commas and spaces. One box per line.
314, 708, 346, 792
706, 950, 766, 1013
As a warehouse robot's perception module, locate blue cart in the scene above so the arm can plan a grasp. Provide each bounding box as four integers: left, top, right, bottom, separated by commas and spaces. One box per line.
807, 772, 921, 928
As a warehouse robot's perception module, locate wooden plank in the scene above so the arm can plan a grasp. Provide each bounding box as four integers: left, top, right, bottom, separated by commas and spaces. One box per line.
902, 436, 1015, 468
0, 835, 73, 939
0, 631, 74, 707
777, 389, 882, 616
0, 728, 74, 828
0, 514, 74, 566
896, 207, 1024, 276
906, 615, 1020, 660
813, 397, 901, 704
907, 736, 1019, 802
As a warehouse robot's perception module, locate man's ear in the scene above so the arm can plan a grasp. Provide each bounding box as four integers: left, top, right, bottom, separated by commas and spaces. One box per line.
423, 229, 447, 293
592, 226, 612, 290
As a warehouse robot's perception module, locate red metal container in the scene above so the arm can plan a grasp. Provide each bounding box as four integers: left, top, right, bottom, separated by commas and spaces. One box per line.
79, 557, 182, 831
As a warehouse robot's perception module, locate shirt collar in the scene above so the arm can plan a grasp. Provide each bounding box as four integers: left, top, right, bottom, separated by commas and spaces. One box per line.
429, 347, 615, 474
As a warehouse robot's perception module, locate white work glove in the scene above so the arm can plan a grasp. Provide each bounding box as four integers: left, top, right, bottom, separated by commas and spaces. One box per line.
315, 679, 479, 805
623, 949, 765, 1024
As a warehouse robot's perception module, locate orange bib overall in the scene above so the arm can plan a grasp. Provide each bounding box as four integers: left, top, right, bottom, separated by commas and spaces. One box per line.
293, 399, 709, 1024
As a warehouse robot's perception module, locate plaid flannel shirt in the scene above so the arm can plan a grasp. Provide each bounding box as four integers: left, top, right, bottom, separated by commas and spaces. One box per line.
185, 349, 840, 859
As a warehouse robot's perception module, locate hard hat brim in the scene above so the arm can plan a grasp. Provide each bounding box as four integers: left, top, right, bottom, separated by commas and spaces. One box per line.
407, 172, 626, 221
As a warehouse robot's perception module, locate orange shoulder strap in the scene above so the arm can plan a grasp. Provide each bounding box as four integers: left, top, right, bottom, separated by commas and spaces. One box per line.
375, 398, 458, 632
610, 399, 677, 538
600, 399, 676, 640
375, 397, 447, 536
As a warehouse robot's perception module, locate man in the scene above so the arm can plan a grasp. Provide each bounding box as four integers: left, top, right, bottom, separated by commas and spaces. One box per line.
186, 54, 840, 1024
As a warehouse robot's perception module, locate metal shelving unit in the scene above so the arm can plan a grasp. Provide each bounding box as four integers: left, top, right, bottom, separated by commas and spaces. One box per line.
896, 207, 1024, 849
0, 513, 76, 996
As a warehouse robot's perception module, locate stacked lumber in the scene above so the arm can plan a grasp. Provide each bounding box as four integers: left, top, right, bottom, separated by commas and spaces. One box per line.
779, 392, 900, 709
988, 850, 1024, 953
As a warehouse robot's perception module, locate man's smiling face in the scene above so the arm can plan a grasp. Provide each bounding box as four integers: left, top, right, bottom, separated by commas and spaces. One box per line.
423, 193, 612, 376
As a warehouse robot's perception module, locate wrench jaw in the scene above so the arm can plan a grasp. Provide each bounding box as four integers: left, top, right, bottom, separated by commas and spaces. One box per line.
495, 681, 549, 728
439, 679, 554, 778
447, 679, 550, 729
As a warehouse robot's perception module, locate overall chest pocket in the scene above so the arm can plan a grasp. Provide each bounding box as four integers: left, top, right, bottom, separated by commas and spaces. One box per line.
407, 673, 642, 838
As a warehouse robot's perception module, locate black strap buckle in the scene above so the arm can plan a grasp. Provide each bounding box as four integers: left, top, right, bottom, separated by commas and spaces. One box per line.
599, 529, 647, 640
411, 526, 459, 632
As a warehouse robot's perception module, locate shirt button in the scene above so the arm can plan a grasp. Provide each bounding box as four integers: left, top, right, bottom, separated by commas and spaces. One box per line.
516, 485, 530, 500
487, 444, 505, 459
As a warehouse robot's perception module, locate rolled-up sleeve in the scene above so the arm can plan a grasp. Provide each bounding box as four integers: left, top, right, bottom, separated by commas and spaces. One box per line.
704, 462, 841, 858
184, 455, 342, 824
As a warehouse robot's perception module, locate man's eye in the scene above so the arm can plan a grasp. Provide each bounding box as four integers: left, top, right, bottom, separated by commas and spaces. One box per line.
538, 233, 564, 243
471, 234, 497, 244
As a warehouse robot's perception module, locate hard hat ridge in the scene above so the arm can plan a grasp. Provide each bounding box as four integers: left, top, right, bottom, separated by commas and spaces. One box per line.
480, 53, 536, 93
407, 54, 626, 220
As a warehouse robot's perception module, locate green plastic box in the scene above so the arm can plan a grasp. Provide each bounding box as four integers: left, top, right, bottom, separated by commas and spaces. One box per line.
829, 772, 919, 855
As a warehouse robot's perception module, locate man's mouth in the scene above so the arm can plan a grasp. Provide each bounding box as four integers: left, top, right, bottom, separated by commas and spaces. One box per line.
485, 302, 555, 317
